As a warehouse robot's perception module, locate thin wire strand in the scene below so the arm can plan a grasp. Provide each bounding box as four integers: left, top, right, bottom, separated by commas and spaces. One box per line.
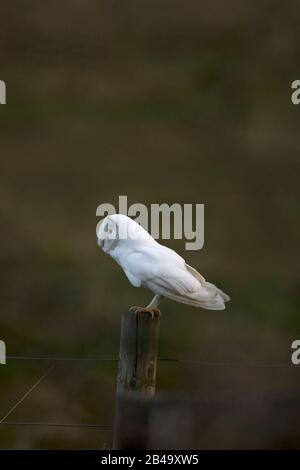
159, 358, 298, 368
0, 365, 54, 424
0, 421, 112, 429
7, 356, 117, 363
6, 355, 298, 368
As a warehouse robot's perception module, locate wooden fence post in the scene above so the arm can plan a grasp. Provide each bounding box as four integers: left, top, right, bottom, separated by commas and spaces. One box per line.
113, 307, 161, 449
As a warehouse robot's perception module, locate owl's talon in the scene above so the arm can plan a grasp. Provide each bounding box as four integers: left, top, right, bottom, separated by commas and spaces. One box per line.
129, 306, 160, 319
129, 306, 140, 312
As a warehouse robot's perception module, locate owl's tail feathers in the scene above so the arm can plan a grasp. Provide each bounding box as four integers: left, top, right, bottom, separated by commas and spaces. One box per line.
196, 281, 230, 310
164, 281, 230, 311
202, 281, 230, 302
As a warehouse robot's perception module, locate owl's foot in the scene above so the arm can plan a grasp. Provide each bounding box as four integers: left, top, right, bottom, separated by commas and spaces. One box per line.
129, 306, 160, 319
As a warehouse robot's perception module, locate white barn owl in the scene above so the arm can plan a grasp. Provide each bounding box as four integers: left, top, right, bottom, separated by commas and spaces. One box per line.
97, 214, 230, 313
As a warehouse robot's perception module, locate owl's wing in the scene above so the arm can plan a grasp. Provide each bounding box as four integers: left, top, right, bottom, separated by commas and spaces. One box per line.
121, 244, 201, 295
124, 269, 141, 287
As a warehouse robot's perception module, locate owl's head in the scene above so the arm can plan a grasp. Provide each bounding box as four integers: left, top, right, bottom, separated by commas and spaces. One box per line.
97, 213, 154, 253
97, 215, 118, 253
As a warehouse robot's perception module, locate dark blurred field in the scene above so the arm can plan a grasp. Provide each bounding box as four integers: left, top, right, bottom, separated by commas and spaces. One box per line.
0, 0, 299, 449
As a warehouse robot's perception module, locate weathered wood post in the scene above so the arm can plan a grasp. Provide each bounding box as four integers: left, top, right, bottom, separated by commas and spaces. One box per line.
113, 307, 161, 449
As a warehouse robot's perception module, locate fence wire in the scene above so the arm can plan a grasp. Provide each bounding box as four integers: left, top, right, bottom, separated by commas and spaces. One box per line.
0, 353, 298, 434
6, 355, 298, 368
0, 422, 112, 429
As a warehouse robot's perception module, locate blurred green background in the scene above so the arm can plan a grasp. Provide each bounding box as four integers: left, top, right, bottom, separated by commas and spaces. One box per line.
0, 0, 299, 449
